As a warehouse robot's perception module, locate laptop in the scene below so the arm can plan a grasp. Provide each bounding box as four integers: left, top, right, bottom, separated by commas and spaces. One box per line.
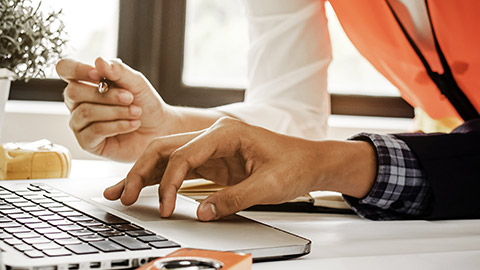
0, 177, 310, 270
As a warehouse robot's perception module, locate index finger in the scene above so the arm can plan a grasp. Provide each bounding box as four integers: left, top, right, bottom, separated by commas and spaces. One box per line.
118, 131, 204, 206
159, 118, 244, 218
56, 58, 101, 83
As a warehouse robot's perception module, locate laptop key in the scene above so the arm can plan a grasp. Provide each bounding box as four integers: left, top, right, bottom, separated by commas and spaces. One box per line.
57, 224, 83, 231
39, 214, 64, 221
79, 235, 105, 242
35, 227, 61, 234
41, 202, 64, 208
0, 205, 14, 210
68, 216, 94, 222
64, 201, 130, 225
26, 222, 51, 230
24, 250, 45, 258
24, 237, 51, 245
5, 198, 28, 204
31, 210, 54, 217
0, 216, 11, 223
44, 232, 71, 240
126, 230, 155, 237
69, 229, 94, 237
0, 232, 13, 239
21, 206, 45, 212
48, 219, 74, 226
149, 241, 180, 249
14, 231, 40, 239
58, 211, 83, 217
55, 238, 82, 245
65, 243, 99, 255
17, 217, 42, 224
88, 225, 112, 232
14, 244, 35, 251
90, 240, 125, 252
98, 231, 125, 238
12, 202, 37, 208
50, 206, 73, 213
78, 220, 103, 227
5, 226, 30, 234
113, 224, 142, 231
8, 213, 33, 220
5, 238, 23, 245
33, 242, 61, 250
30, 198, 56, 204
0, 221, 21, 228
110, 236, 151, 250
0, 208, 23, 215
43, 248, 72, 257
138, 235, 167, 242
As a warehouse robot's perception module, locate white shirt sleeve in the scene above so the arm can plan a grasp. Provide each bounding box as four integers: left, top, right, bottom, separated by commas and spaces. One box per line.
215, 0, 331, 140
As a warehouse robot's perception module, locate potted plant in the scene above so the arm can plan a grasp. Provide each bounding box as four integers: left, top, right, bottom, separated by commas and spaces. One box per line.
0, 0, 67, 140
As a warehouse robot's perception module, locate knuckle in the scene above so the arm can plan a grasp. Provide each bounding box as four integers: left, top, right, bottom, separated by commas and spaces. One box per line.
89, 123, 103, 135
169, 149, 187, 163
76, 104, 92, 119
217, 116, 237, 126
215, 117, 246, 134
222, 191, 245, 211
115, 120, 130, 131
63, 84, 76, 101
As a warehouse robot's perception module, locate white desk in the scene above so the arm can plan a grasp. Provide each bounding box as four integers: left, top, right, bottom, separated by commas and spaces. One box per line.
70, 160, 480, 270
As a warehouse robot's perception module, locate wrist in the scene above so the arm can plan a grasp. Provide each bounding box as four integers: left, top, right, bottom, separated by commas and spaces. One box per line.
162, 105, 228, 135
315, 140, 377, 198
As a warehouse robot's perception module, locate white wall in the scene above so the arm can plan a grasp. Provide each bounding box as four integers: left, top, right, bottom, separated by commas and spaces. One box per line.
2, 101, 413, 160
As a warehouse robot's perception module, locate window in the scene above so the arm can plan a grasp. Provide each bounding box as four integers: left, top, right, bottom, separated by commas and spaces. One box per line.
183, 1, 399, 96
178, 0, 412, 117
11, 0, 413, 118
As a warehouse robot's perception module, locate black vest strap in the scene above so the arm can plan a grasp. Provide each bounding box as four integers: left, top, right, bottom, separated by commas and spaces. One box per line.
385, 0, 480, 121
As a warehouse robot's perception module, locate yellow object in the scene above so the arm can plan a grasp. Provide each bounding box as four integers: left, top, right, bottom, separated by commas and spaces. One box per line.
414, 108, 463, 133
0, 139, 71, 180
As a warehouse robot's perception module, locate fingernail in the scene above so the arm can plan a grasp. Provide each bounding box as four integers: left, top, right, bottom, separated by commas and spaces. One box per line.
130, 120, 141, 128
130, 105, 142, 116
100, 57, 113, 70
88, 69, 101, 81
199, 202, 217, 221
119, 92, 133, 104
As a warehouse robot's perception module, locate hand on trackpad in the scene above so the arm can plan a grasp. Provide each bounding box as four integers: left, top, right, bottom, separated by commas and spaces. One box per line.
92, 194, 199, 222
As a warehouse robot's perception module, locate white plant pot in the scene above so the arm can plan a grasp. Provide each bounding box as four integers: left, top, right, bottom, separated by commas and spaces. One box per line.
0, 79, 10, 143
0, 69, 13, 143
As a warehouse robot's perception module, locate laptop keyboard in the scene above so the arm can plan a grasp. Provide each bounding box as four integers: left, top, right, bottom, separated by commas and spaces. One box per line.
0, 183, 180, 258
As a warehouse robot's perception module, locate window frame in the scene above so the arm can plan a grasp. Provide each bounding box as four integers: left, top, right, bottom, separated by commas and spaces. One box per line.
10, 0, 413, 118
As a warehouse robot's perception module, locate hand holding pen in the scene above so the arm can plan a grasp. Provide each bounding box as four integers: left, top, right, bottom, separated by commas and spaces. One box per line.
56, 57, 170, 162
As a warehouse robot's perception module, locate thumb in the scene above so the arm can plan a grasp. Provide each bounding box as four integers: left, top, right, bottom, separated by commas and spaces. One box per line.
196, 179, 261, 221
94, 57, 152, 95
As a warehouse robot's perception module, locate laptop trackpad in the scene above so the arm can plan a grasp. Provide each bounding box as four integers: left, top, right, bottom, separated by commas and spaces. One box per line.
91, 192, 200, 222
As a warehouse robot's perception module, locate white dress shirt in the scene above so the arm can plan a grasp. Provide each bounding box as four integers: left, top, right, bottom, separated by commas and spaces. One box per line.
215, 0, 432, 140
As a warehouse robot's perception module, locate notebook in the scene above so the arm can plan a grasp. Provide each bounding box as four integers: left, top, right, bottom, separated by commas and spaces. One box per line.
179, 179, 354, 214
0, 178, 310, 270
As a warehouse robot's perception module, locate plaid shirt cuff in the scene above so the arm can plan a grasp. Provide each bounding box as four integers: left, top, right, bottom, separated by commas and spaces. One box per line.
343, 133, 431, 220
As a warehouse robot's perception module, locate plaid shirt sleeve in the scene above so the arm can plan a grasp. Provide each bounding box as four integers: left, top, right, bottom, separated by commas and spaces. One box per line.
343, 133, 432, 220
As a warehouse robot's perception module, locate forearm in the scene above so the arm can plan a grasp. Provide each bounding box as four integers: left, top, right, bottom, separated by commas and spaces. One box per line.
165, 105, 228, 135
314, 140, 377, 198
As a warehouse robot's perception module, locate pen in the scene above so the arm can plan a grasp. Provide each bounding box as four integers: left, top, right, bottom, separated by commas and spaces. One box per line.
98, 78, 112, 94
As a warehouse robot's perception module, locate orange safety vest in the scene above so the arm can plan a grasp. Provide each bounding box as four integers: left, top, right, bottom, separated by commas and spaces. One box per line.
328, 0, 480, 124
